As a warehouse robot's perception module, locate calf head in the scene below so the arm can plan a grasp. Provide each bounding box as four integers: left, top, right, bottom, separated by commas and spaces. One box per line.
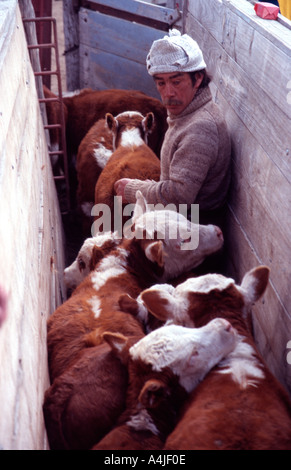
106, 111, 154, 150
125, 191, 224, 281
104, 318, 237, 397
139, 266, 270, 331
64, 231, 121, 290
118, 282, 195, 333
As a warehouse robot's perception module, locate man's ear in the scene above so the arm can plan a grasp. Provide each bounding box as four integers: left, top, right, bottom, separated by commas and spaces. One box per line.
193, 71, 204, 91
138, 379, 170, 409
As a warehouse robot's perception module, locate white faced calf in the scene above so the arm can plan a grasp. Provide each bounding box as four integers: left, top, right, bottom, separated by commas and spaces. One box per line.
140, 267, 291, 450
123, 191, 224, 281
93, 318, 237, 450
64, 231, 121, 291
93, 111, 160, 233
76, 118, 114, 236
48, 191, 224, 381
118, 282, 195, 334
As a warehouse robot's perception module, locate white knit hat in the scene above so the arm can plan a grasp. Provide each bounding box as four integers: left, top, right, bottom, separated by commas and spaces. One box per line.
146, 29, 206, 76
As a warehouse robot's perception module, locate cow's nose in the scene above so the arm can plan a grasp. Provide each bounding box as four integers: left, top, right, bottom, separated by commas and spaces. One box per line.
215, 226, 223, 240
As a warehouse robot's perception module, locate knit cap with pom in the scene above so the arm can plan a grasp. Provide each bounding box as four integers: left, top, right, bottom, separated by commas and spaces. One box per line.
146, 29, 206, 76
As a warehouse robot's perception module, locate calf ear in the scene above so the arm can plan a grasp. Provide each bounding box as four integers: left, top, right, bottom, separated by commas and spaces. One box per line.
105, 113, 117, 132
240, 265, 270, 305
141, 289, 173, 322
132, 191, 149, 223
118, 293, 140, 316
90, 239, 118, 270
145, 241, 164, 267
102, 332, 130, 364
143, 112, 155, 133
89, 246, 105, 270
138, 379, 169, 409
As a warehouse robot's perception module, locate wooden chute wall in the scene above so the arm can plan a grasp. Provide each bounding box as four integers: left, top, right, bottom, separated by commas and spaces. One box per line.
63, 0, 183, 95
183, 0, 291, 396
0, 0, 65, 449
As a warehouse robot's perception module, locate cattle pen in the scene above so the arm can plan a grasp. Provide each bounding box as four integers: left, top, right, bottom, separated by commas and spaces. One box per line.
0, 0, 290, 450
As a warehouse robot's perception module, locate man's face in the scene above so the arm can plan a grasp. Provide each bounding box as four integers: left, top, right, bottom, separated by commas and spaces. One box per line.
154, 72, 202, 116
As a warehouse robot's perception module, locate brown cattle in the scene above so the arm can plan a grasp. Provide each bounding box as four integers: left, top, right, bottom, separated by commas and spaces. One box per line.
140, 267, 291, 450
47, 192, 224, 380
43, 192, 225, 449
44, 87, 167, 159
93, 111, 160, 233
63, 230, 121, 292
93, 319, 237, 450
76, 118, 114, 234
43, 341, 131, 450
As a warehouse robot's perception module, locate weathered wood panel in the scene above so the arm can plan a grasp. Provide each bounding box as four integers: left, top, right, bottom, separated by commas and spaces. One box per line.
79, 8, 165, 96
185, 0, 291, 179
0, 1, 65, 449
64, 0, 182, 94
63, 0, 80, 91
184, 0, 291, 395
82, 0, 181, 27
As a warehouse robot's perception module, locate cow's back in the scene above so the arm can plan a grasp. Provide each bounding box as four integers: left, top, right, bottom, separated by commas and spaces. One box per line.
165, 368, 291, 450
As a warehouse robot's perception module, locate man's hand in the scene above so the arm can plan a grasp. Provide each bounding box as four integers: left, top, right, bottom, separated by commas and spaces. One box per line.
114, 178, 131, 203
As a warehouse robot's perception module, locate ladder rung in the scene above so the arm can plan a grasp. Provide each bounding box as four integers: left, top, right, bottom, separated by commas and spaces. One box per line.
27, 43, 56, 49
34, 70, 58, 76
39, 97, 61, 103
49, 150, 64, 155
54, 175, 66, 181
45, 124, 62, 129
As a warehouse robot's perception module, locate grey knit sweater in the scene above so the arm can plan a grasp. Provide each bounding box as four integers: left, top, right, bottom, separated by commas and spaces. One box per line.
124, 86, 231, 211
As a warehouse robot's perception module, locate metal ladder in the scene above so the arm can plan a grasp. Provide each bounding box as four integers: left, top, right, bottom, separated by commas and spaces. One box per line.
22, 16, 70, 214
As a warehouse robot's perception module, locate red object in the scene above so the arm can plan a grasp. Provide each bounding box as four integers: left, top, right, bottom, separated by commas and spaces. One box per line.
254, 2, 280, 19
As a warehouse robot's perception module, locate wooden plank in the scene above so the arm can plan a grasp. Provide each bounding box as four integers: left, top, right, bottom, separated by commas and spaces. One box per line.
230, 143, 291, 315
0, 2, 65, 449
226, 211, 291, 394
185, 0, 291, 119
79, 43, 161, 98
63, 0, 80, 90
226, 0, 291, 50
195, 0, 291, 391
209, 81, 291, 321
186, 0, 291, 52
79, 8, 165, 64
80, 0, 182, 29
0, 1, 16, 62
79, 9, 163, 97
185, 11, 291, 183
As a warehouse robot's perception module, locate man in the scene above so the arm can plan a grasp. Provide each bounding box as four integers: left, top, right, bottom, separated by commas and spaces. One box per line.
114, 29, 231, 229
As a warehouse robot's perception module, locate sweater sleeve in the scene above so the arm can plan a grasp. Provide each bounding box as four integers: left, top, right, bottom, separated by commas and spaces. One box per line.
124, 115, 219, 209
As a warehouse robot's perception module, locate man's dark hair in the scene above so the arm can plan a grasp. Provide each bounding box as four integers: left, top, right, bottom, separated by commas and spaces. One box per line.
189, 70, 211, 89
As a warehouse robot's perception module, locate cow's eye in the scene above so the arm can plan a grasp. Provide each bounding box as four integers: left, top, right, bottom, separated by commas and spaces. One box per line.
78, 257, 86, 271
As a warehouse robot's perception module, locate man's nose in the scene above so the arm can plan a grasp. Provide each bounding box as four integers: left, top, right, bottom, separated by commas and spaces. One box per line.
163, 82, 176, 97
